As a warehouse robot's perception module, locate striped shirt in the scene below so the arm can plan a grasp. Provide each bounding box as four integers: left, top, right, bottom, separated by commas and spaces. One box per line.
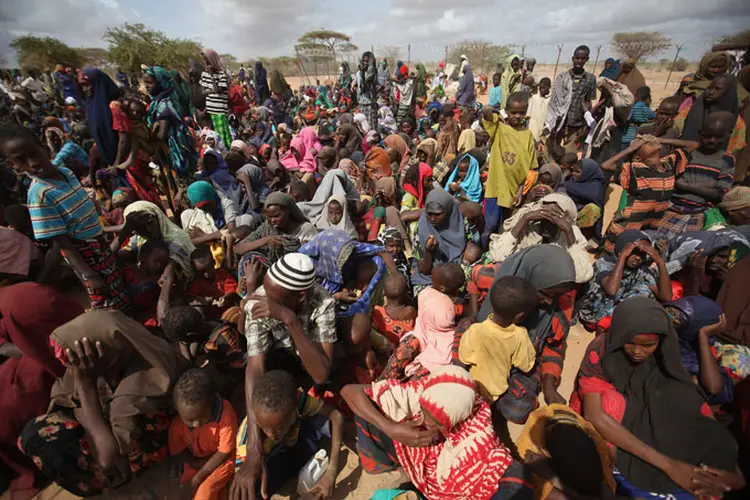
199, 71, 228, 115
622, 101, 656, 146
52, 140, 89, 167
27, 165, 103, 240
670, 148, 735, 211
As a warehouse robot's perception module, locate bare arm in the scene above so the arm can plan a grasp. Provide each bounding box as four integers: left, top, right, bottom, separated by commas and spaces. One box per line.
601, 142, 639, 172
190, 450, 231, 491
697, 321, 726, 396
400, 209, 423, 223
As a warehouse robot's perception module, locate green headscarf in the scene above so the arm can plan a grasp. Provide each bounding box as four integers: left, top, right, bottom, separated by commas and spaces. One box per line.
415, 63, 427, 100
500, 54, 521, 110
169, 69, 192, 118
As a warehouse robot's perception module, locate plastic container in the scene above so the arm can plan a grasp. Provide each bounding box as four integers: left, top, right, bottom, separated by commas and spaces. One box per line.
297, 449, 329, 498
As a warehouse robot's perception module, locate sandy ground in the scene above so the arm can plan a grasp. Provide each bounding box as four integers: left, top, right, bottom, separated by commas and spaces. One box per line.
2, 62, 658, 500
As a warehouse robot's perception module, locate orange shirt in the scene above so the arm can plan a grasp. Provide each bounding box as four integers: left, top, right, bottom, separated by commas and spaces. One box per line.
169, 398, 238, 458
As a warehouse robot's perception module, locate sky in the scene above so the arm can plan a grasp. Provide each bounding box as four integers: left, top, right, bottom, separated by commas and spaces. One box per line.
1, 0, 749, 67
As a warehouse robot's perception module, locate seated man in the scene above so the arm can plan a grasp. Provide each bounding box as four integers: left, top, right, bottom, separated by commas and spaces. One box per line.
231, 253, 337, 498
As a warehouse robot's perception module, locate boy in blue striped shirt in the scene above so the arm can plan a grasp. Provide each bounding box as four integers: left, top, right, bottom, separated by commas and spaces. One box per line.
0, 125, 128, 310
622, 86, 656, 148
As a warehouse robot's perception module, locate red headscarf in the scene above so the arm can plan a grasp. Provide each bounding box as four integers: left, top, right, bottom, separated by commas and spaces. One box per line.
404, 162, 433, 208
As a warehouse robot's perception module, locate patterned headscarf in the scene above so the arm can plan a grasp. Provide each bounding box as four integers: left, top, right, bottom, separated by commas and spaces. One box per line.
419, 366, 476, 431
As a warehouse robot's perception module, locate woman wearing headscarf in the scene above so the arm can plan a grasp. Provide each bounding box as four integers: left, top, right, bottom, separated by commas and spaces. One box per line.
338, 61, 353, 91
473, 245, 577, 423
0, 284, 84, 495
362, 146, 393, 194
616, 59, 647, 97
234, 192, 317, 262
254, 61, 269, 105
521, 162, 565, 206
414, 63, 427, 102
445, 152, 483, 203
356, 51, 379, 131
569, 297, 744, 499
188, 59, 207, 117
680, 73, 746, 156
400, 162, 434, 243
456, 63, 475, 108
664, 296, 733, 404
114, 200, 195, 285
200, 49, 232, 147
500, 55, 522, 111
565, 158, 607, 235
413, 189, 466, 290
197, 148, 248, 214
298, 169, 360, 221
599, 58, 620, 80
415, 137, 437, 167
78, 68, 120, 165
490, 193, 592, 282
341, 366, 532, 499
337, 123, 362, 155
143, 66, 199, 184
314, 194, 357, 238
679, 52, 748, 118
383, 133, 411, 175
377, 106, 398, 136
579, 230, 672, 327
19, 310, 187, 497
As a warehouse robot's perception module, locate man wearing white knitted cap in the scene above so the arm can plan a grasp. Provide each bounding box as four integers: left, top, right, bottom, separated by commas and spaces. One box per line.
234, 253, 337, 494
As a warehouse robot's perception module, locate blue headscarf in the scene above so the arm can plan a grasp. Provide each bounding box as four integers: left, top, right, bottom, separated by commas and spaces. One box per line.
81, 68, 120, 165
299, 229, 386, 317
413, 189, 466, 286
599, 58, 620, 80
666, 296, 723, 376
197, 149, 247, 213
445, 153, 482, 203
186, 180, 225, 228
565, 158, 606, 208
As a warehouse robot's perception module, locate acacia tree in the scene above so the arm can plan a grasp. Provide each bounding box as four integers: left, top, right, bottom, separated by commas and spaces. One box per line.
296, 30, 357, 76
449, 40, 509, 75
104, 23, 200, 73
78, 48, 111, 68
10, 35, 84, 71
611, 32, 673, 62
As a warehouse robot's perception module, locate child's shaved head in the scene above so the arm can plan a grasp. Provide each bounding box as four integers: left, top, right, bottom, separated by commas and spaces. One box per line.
431, 263, 465, 297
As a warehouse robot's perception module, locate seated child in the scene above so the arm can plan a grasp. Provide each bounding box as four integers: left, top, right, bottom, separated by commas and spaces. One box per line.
235, 370, 343, 499
372, 274, 417, 346
382, 263, 464, 381
517, 404, 615, 500
378, 226, 412, 287
460, 241, 485, 280
122, 239, 170, 327
161, 306, 246, 400
169, 369, 237, 500
187, 246, 239, 318
458, 276, 538, 407
579, 230, 672, 328
288, 180, 309, 202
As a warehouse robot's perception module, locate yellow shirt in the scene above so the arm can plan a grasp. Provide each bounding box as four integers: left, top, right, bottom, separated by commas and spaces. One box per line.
482, 116, 538, 208
458, 318, 536, 403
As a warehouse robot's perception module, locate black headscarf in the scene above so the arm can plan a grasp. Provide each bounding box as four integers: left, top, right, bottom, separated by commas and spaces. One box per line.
683, 74, 739, 144
604, 297, 737, 493
359, 51, 378, 96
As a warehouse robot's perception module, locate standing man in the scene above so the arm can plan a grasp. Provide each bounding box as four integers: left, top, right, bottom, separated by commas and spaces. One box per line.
542, 45, 597, 154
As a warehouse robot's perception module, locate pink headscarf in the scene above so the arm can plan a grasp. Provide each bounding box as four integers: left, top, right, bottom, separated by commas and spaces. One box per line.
407, 287, 457, 375
280, 136, 317, 173
298, 127, 322, 155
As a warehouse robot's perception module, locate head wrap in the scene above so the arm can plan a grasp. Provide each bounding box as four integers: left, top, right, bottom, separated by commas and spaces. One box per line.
720, 186, 750, 212
202, 48, 225, 72
268, 253, 316, 291
414, 189, 465, 285
539, 163, 564, 192
446, 153, 482, 203
419, 366, 476, 431
80, 68, 120, 165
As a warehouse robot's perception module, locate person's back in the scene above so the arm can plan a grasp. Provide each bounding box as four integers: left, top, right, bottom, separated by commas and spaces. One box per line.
489, 72, 502, 109
623, 86, 656, 148
459, 276, 537, 404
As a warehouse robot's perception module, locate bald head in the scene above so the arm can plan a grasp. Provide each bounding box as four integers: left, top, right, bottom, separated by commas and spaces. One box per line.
703, 110, 736, 135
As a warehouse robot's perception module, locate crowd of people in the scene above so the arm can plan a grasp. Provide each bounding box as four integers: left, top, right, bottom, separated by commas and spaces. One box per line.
1, 42, 750, 500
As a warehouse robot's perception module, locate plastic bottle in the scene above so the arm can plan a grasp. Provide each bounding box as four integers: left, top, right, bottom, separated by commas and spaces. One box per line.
297, 449, 329, 498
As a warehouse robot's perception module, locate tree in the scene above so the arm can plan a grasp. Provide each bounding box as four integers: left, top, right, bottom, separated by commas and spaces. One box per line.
672, 57, 688, 72
10, 35, 84, 71
449, 40, 509, 75
297, 30, 357, 75
104, 23, 200, 73
220, 53, 239, 71
611, 32, 672, 62
378, 46, 402, 73
295, 41, 334, 77
79, 47, 111, 68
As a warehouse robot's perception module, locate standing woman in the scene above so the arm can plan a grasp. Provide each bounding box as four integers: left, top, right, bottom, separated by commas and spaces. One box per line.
254, 61, 270, 105
500, 55, 522, 111
78, 68, 120, 166
19, 310, 187, 497
143, 66, 199, 192
200, 49, 233, 148
356, 52, 379, 134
